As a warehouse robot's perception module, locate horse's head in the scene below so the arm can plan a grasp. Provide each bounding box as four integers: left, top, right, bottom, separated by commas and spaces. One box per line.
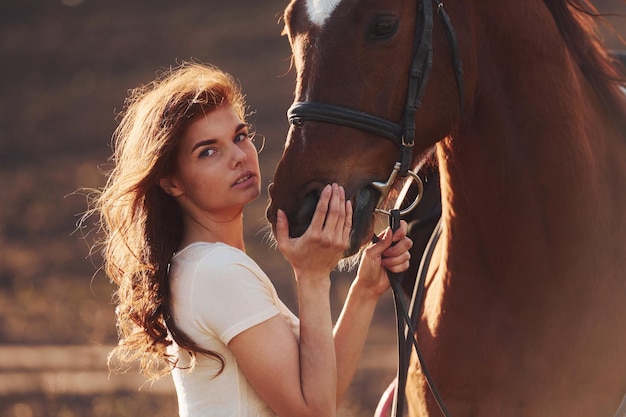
267, 0, 469, 255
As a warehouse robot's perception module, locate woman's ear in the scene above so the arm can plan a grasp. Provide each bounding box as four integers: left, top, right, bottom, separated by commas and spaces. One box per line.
159, 177, 184, 197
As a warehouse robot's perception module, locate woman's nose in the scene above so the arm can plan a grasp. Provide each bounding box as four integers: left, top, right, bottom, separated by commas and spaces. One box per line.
230, 143, 248, 166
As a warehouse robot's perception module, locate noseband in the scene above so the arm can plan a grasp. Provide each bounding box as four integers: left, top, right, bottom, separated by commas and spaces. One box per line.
287, 1, 463, 416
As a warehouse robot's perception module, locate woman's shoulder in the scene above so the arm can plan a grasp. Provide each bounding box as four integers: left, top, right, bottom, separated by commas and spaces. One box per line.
174, 241, 249, 264
172, 241, 265, 281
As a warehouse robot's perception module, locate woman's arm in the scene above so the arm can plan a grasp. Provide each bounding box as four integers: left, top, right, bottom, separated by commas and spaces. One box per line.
230, 185, 411, 416
333, 221, 411, 404
230, 184, 350, 417
229, 302, 334, 417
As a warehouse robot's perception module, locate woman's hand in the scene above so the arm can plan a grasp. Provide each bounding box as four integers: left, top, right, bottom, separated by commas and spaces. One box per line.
355, 220, 412, 298
275, 183, 353, 280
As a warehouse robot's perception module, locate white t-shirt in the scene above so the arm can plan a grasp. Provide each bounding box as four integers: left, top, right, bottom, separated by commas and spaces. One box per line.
167, 242, 299, 417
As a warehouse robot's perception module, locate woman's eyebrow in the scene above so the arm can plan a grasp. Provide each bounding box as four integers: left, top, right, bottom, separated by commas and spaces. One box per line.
190, 124, 247, 152
191, 138, 217, 152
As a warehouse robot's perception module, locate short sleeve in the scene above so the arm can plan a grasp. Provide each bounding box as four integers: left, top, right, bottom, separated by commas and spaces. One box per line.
189, 257, 280, 345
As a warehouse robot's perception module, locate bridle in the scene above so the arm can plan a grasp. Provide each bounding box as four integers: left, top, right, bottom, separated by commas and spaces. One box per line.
288, 0, 464, 177
287, 1, 464, 416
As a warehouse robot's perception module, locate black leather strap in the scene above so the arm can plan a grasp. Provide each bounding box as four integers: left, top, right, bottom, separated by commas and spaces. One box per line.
287, 101, 404, 146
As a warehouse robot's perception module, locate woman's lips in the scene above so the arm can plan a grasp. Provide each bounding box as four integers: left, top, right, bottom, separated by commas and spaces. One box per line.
232, 171, 256, 187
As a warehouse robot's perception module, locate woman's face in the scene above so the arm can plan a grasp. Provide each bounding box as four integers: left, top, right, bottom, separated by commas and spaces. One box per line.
163, 104, 261, 222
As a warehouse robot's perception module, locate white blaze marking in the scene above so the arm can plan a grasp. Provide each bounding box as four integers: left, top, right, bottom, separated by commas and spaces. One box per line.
305, 0, 342, 26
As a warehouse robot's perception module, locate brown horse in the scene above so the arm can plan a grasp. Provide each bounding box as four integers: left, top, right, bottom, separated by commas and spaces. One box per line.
266, 0, 626, 416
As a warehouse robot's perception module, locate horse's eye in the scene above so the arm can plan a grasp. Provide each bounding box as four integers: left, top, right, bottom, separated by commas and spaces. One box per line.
369, 16, 398, 40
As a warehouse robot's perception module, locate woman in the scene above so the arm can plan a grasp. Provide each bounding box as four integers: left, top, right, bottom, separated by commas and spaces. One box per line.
93, 62, 412, 417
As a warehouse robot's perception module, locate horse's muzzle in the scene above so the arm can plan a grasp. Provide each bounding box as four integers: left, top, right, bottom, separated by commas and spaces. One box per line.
266, 182, 378, 257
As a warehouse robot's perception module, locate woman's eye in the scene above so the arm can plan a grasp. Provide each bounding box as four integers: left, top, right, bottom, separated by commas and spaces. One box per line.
235, 132, 254, 143
235, 132, 255, 143
199, 148, 217, 158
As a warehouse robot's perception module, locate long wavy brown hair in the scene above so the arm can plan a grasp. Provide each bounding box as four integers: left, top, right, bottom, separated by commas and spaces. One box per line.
91, 62, 247, 379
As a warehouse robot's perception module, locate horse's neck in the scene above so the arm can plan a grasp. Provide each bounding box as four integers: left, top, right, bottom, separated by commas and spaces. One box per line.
412, 5, 626, 415
425, 33, 626, 411
436, 7, 626, 290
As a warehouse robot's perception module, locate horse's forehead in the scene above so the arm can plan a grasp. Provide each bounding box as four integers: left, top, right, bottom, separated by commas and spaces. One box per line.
305, 0, 343, 26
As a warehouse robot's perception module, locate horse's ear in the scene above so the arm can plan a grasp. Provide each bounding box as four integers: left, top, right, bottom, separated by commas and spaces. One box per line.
159, 177, 184, 197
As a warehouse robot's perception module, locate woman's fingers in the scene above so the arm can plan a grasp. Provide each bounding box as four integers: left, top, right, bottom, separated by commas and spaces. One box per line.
381, 221, 411, 255
309, 184, 348, 237
381, 249, 411, 272
363, 220, 412, 273
322, 184, 340, 234
309, 184, 332, 232
277, 184, 352, 278
328, 184, 347, 237
382, 234, 413, 258
342, 199, 353, 244
381, 221, 412, 272
275, 209, 292, 252
277, 184, 352, 255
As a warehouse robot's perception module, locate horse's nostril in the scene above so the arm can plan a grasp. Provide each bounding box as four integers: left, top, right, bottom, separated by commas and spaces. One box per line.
291, 189, 320, 238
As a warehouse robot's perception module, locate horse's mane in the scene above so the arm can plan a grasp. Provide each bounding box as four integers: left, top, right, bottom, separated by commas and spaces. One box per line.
543, 0, 626, 129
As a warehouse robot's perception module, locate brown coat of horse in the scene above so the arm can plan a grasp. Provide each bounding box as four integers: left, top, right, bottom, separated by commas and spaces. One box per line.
266, 1, 626, 415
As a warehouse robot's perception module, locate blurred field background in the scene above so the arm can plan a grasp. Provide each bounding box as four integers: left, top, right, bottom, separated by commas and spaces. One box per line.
0, 1, 624, 416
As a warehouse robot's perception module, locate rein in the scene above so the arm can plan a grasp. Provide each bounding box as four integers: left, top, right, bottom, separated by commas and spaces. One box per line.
384, 211, 446, 417
287, 2, 463, 415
